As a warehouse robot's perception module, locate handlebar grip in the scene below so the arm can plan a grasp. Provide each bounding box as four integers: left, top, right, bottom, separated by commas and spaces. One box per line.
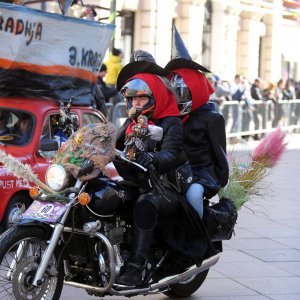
115, 150, 148, 172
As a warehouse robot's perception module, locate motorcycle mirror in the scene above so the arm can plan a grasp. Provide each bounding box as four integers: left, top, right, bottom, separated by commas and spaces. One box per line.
147, 125, 163, 141
39, 139, 59, 151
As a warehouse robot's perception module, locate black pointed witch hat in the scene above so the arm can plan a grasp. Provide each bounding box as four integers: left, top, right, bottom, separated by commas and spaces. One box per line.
116, 50, 170, 91
165, 25, 211, 73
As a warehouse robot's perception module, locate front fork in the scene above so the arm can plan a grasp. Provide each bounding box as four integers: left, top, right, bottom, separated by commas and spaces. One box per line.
31, 222, 66, 286
32, 180, 82, 287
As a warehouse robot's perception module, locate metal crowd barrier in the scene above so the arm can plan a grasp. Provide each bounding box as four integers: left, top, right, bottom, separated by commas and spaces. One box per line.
106, 99, 300, 137
217, 99, 300, 138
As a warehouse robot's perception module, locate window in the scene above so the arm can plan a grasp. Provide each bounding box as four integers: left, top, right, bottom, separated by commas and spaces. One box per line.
0, 109, 35, 146
40, 113, 68, 148
82, 113, 103, 126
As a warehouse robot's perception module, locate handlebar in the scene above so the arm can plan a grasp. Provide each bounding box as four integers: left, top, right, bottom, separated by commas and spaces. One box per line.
115, 149, 148, 172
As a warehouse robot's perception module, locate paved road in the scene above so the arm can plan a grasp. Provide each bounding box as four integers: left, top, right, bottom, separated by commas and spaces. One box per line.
61, 132, 300, 300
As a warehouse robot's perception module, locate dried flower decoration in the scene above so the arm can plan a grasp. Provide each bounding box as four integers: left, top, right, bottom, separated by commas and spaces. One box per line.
0, 150, 55, 194
220, 128, 288, 210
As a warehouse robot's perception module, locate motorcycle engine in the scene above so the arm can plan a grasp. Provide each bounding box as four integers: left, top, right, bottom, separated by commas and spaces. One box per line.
103, 217, 126, 246
98, 217, 129, 275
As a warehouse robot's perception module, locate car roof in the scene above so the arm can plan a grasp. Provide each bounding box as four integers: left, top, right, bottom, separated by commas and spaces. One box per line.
0, 97, 90, 115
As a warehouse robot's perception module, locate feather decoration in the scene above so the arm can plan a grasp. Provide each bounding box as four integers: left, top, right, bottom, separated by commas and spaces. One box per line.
0, 150, 55, 194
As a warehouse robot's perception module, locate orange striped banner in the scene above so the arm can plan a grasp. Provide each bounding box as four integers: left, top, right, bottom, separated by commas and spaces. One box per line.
0, 58, 98, 83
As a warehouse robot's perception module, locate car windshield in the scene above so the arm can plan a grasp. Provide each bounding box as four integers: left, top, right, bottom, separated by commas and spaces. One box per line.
0, 109, 35, 146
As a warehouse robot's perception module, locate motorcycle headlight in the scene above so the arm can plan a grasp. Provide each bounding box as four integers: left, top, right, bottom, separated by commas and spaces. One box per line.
45, 164, 68, 192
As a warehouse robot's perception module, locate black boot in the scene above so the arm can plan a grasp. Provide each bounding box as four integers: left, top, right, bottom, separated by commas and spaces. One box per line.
118, 227, 153, 286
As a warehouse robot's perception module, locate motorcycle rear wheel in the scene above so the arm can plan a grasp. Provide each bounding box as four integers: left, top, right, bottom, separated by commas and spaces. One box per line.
164, 269, 209, 298
0, 226, 64, 300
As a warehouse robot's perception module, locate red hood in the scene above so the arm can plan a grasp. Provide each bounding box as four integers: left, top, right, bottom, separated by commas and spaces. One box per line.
172, 68, 214, 111
130, 73, 180, 119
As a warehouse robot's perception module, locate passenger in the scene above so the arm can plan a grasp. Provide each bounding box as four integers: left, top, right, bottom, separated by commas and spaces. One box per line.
165, 25, 229, 219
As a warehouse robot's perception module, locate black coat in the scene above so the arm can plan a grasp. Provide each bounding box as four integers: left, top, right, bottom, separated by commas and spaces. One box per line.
251, 84, 263, 100
183, 103, 229, 198
115, 116, 187, 179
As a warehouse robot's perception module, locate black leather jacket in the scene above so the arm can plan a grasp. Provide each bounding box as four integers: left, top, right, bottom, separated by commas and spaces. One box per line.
183, 103, 229, 198
115, 116, 188, 185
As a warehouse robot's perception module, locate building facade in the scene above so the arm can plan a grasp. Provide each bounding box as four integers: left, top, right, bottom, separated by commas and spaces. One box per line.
118, 0, 300, 83
33, 0, 300, 82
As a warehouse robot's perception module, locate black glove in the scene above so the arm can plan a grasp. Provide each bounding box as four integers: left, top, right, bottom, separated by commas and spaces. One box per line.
134, 152, 154, 168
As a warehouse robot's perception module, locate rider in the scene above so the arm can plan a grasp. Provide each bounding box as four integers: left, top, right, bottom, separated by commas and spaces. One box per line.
114, 74, 185, 286
165, 25, 229, 218
114, 56, 213, 285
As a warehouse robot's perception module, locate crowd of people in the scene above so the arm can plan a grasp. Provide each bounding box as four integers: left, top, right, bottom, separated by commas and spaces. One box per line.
208, 75, 300, 143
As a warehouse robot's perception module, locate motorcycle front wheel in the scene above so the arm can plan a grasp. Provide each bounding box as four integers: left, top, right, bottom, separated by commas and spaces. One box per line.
0, 226, 64, 300
164, 269, 209, 298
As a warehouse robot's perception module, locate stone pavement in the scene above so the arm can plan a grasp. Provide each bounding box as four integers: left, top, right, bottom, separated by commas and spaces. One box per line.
61, 132, 300, 300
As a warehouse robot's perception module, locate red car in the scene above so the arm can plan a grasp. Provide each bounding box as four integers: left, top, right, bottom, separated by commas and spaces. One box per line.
0, 97, 107, 231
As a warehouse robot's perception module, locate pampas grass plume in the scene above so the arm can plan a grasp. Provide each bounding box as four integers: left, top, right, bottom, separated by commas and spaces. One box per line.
252, 128, 288, 168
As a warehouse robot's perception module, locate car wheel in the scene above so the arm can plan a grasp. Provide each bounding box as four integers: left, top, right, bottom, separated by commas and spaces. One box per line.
1, 194, 31, 233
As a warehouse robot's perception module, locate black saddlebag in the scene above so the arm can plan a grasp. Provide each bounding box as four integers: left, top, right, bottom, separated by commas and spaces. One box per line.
203, 198, 238, 241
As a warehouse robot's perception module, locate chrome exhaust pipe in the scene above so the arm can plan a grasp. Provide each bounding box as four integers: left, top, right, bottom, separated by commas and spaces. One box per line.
65, 244, 220, 296
113, 252, 221, 296
151, 252, 221, 289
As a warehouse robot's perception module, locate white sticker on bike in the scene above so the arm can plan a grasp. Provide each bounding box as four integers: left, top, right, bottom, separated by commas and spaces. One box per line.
22, 200, 67, 223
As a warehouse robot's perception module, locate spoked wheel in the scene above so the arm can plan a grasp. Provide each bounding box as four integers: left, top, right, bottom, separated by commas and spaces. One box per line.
0, 226, 64, 300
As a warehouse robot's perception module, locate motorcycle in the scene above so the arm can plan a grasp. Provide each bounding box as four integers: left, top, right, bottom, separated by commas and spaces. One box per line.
0, 122, 236, 299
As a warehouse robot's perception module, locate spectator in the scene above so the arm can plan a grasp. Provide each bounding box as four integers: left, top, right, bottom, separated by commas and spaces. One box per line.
93, 63, 121, 119
208, 75, 231, 128
229, 74, 245, 143
296, 81, 300, 99
208, 75, 231, 118
262, 82, 276, 101
105, 48, 123, 86
251, 78, 263, 100
283, 79, 296, 100
240, 78, 255, 140
105, 48, 123, 105
97, 63, 119, 103
294, 81, 300, 131
272, 79, 285, 127
283, 79, 296, 127
251, 78, 265, 139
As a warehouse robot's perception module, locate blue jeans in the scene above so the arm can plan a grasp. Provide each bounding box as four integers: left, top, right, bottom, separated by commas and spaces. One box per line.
186, 183, 204, 218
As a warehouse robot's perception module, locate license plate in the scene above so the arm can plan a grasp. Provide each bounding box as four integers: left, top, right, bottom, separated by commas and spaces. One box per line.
22, 200, 67, 223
